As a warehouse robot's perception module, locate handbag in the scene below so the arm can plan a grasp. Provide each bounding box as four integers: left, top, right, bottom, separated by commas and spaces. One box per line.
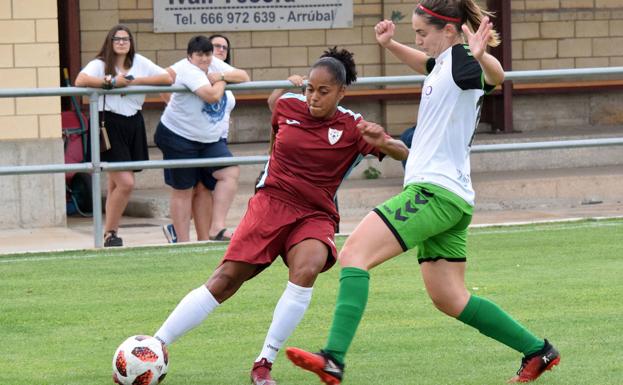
99, 95, 111, 152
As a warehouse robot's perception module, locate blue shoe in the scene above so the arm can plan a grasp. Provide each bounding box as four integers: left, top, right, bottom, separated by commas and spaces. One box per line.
162, 224, 177, 244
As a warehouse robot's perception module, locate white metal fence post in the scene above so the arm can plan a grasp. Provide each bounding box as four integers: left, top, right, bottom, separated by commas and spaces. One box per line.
89, 92, 104, 248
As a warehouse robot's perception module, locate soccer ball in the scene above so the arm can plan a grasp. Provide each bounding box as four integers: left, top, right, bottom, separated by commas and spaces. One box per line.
112, 335, 169, 385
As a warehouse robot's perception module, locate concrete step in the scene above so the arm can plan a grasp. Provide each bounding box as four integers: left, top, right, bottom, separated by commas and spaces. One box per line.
124, 166, 623, 223
127, 125, 623, 191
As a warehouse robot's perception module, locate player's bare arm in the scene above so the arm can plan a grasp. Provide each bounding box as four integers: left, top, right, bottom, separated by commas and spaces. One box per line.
358, 120, 409, 160
375, 19, 429, 75
462, 17, 504, 86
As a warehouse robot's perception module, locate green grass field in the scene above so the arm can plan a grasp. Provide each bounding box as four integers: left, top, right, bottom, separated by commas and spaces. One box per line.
1, 219, 622, 385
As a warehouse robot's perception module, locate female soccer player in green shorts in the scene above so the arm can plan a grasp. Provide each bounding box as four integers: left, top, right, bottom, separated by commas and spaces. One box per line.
286, 1, 560, 384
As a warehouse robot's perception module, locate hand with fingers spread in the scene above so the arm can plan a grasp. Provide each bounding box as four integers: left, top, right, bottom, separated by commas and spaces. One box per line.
462, 16, 494, 61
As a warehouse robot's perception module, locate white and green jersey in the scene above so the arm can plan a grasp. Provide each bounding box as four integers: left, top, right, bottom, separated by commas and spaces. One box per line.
404, 44, 494, 206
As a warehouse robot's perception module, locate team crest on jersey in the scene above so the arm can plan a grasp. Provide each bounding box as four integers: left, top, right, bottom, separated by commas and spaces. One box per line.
328, 128, 343, 145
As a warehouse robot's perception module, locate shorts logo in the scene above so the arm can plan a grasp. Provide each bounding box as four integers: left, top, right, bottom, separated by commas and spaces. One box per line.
328, 127, 343, 145
392, 192, 431, 222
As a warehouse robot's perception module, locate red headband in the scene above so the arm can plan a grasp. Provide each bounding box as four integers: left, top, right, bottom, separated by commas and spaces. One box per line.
417, 4, 461, 23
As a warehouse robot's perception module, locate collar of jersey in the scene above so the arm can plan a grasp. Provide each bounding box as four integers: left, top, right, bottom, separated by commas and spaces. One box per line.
436, 45, 454, 62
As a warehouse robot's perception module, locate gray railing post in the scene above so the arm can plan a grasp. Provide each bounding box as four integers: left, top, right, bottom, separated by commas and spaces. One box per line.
89, 92, 104, 248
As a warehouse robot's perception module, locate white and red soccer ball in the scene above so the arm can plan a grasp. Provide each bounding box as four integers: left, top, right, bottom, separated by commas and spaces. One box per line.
112, 335, 168, 385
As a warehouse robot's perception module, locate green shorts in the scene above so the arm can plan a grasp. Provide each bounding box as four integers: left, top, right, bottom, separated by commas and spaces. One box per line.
373, 183, 473, 264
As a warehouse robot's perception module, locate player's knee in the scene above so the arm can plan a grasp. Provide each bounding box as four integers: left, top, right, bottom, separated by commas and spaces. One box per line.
338, 244, 367, 269
289, 264, 322, 286
430, 296, 451, 315
428, 294, 463, 317
206, 272, 243, 303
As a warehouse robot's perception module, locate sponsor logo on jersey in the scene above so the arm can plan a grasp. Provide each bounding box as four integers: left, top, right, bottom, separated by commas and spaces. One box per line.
328, 127, 343, 145
286, 119, 301, 125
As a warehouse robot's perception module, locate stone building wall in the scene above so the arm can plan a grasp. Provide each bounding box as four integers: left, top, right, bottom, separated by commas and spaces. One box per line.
511, 0, 623, 70
510, 0, 623, 131
77, 0, 623, 140
0, 0, 65, 229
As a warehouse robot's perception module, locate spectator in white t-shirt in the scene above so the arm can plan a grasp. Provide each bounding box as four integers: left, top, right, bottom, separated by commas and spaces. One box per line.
161, 34, 246, 244
75, 24, 172, 247
155, 35, 249, 243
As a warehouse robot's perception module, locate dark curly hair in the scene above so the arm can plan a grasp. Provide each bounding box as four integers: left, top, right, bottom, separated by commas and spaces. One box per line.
311, 46, 357, 86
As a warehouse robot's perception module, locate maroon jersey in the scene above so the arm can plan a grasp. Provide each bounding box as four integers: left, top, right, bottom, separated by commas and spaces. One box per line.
256, 93, 385, 224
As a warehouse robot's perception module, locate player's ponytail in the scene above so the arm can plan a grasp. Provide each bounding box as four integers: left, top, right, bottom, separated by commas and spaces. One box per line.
415, 0, 500, 47
312, 46, 357, 86
459, 0, 500, 47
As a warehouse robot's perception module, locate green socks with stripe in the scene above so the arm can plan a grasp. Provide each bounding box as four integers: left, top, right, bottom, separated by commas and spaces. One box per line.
458, 295, 545, 356
322, 273, 544, 365
324, 267, 370, 365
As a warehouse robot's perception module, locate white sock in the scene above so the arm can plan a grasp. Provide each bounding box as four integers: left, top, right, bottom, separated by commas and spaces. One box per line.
256, 281, 313, 363
154, 285, 219, 346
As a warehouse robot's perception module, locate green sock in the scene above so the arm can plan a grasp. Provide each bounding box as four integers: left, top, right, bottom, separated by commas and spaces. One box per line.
324, 267, 370, 364
458, 295, 545, 356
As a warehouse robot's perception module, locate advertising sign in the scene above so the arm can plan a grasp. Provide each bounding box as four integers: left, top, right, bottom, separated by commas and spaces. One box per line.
154, 0, 354, 32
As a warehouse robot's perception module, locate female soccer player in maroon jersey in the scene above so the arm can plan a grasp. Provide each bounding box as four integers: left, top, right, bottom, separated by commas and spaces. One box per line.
153, 47, 409, 385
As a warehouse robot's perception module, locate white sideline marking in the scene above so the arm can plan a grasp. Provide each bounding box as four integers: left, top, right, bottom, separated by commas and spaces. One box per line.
470, 217, 623, 236
470, 215, 623, 228
0, 244, 228, 264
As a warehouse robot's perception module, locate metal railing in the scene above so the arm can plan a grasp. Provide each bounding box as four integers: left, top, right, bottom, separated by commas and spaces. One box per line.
1, 67, 623, 248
